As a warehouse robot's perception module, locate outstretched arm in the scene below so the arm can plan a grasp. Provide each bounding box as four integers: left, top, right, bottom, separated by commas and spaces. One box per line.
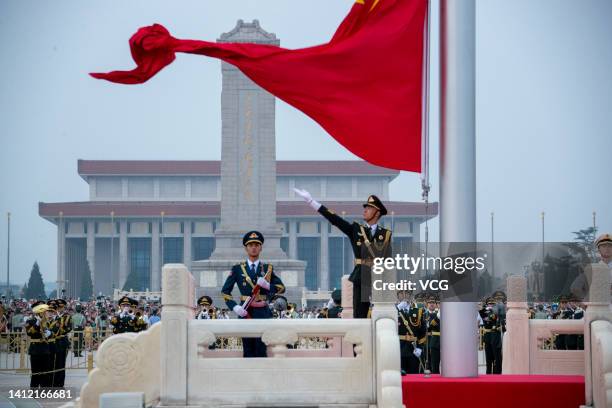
294, 188, 352, 236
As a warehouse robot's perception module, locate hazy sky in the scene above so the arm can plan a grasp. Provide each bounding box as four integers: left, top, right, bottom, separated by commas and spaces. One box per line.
0, 0, 610, 285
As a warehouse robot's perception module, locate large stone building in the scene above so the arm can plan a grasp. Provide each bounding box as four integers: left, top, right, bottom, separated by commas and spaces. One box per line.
38, 20, 438, 301
39, 160, 437, 299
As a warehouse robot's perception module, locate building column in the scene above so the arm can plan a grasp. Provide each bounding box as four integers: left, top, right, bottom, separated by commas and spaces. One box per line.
57, 218, 66, 296
151, 221, 160, 291
319, 222, 329, 290
289, 221, 298, 259
118, 220, 128, 289
183, 221, 192, 271
86, 221, 95, 294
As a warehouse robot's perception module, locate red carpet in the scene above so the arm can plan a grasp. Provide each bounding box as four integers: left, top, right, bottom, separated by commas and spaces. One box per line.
402, 374, 585, 408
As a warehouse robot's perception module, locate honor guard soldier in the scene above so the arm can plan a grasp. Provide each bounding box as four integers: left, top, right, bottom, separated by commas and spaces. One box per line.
294, 188, 392, 318
480, 297, 503, 374
48, 299, 72, 388
221, 231, 285, 357
25, 301, 52, 388
397, 301, 427, 374
425, 295, 441, 374
196, 296, 216, 319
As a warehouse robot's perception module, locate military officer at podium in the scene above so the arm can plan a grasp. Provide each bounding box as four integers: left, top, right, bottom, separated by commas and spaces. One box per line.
294, 188, 392, 318
221, 231, 285, 357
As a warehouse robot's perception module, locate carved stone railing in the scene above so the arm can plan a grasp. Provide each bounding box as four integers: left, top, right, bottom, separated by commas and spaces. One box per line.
68, 264, 404, 408
503, 264, 611, 408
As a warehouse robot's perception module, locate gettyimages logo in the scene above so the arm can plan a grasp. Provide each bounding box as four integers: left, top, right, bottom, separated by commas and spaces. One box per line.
372, 253, 487, 275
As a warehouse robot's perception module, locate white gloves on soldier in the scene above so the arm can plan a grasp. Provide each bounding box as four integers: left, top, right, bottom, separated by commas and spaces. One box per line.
256, 277, 270, 290
44, 330, 52, 338
413, 347, 422, 358
293, 188, 321, 211
233, 305, 248, 317
397, 301, 409, 311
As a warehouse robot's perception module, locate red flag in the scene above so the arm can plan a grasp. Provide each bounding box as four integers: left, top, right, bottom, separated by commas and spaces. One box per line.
91, 0, 428, 172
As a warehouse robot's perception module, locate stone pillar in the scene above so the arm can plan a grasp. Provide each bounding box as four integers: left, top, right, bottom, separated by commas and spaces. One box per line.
289, 221, 298, 259
341, 275, 353, 319
151, 221, 160, 291
502, 275, 529, 374
86, 221, 96, 292
192, 21, 305, 304
320, 222, 329, 290
210, 20, 286, 260
118, 220, 128, 289
57, 216, 66, 295
183, 221, 192, 272
161, 264, 195, 405
583, 263, 612, 407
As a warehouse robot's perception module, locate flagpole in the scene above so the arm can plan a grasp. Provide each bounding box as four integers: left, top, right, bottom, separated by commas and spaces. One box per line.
439, 0, 478, 377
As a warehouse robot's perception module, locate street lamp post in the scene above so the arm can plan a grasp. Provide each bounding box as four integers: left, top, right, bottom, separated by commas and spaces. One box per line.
6, 212, 10, 299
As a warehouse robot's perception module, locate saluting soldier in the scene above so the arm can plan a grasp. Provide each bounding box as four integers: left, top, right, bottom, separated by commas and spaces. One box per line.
196, 296, 216, 320
294, 188, 392, 318
398, 301, 427, 374
221, 231, 285, 358
48, 299, 72, 388
25, 301, 52, 388
425, 295, 441, 374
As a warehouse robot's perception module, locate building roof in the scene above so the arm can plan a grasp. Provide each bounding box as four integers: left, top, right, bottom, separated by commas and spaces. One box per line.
77, 160, 400, 178
39, 201, 438, 221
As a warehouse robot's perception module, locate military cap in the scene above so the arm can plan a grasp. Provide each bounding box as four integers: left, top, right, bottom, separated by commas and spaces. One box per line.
426, 293, 439, 303
271, 294, 288, 311
595, 233, 612, 247
47, 299, 57, 311
363, 195, 388, 216
118, 296, 132, 306
55, 298, 67, 307
197, 296, 213, 307
492, 290, 507, 302
130, 298, 139, 307
243, 230, 264, 246
331, 289, 342, 304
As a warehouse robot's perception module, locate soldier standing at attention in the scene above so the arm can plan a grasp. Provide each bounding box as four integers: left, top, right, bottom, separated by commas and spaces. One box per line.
221, 231, 285, 358
425, 295, 441, 374
294, 188, 392, 318
397, 301, 427, 374
25, 301, 52, 388
51, 299, 72, 388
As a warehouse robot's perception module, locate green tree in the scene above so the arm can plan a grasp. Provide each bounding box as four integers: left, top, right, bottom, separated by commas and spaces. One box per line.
79, 262, 93, 300
570, 226, 598, 262
25, 262, 46, 299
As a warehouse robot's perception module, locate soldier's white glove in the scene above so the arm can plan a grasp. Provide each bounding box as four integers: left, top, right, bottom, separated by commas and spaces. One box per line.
256, 277, 270, 290
233, 305, 248, 317
44, 330, 52, 338
413, 347, 422, 358
397, 301, 409, 311
293, 188, 321, 211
